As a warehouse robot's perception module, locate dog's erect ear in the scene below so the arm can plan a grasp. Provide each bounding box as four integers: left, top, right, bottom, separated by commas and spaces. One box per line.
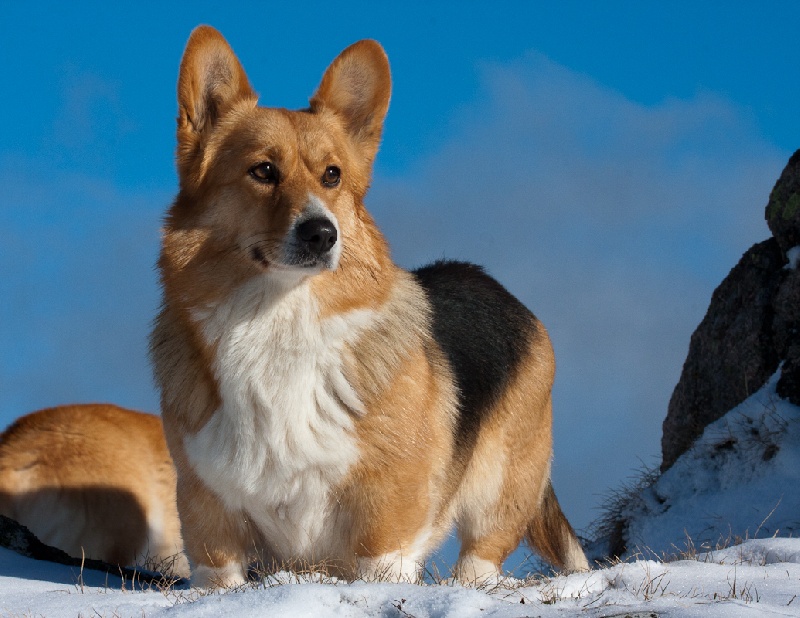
177, 26, 255, 165
310, 40, 391, 166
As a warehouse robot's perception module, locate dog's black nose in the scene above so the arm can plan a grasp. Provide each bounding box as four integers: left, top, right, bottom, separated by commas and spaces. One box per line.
297, 217, 338, 255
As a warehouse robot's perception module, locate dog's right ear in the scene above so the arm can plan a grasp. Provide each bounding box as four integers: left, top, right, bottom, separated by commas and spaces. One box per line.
176, 26, 255, 173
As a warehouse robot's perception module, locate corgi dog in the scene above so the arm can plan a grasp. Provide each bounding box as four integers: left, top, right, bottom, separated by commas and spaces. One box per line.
0, 404, 188, 577
151, 25, 589, 587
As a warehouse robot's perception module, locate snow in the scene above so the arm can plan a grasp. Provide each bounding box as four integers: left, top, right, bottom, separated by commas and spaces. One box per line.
1, 538, 799, 616
620, 371, 800, 559
2, 376, 799, 616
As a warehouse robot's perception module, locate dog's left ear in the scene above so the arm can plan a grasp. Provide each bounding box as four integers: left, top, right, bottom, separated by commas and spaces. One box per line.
310, 40, 391, 166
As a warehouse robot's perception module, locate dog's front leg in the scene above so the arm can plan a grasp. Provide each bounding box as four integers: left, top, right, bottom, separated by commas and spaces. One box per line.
173, 463, 252, 588
348, 483, 438, 583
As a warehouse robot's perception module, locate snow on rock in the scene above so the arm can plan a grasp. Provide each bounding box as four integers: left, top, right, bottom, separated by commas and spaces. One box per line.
621, 371, 800, 559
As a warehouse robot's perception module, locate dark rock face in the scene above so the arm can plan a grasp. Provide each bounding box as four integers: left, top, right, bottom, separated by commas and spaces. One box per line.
766, 150, 800, 254
775, 271, 800, 405
661, 151, 800, 472
0, 514, 75, 565
661, 240, 784, 470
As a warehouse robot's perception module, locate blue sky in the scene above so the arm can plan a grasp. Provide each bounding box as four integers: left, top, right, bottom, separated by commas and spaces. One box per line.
2, 1, 799, 567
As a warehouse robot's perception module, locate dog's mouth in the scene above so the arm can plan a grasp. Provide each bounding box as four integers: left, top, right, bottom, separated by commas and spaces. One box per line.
251, 246, 270, 268
250, 246, 336, 272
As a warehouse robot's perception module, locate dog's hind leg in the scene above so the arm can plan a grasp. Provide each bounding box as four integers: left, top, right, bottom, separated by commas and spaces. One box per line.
451, 389, 554, 583
451, 333, 589, 582
454, 459, 589, 583
452, 434, 553, 584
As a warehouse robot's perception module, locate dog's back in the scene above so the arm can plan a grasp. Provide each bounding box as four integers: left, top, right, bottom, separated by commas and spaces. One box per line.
0, 404, 188, 576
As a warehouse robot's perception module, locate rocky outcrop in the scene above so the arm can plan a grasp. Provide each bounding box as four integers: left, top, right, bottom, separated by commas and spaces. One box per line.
766, 150, 800, 255
661, 151, 800, 472
0, 514, 77, 565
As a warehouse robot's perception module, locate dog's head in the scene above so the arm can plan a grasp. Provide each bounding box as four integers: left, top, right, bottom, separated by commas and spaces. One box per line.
163, 26, 392, 304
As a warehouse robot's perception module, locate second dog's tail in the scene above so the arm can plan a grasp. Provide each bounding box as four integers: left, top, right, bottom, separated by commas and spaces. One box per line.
526, 481, 590, 572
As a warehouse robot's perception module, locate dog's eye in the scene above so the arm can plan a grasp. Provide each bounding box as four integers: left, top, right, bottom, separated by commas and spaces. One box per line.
249, 162, 279, 184
322, 165, 341, 187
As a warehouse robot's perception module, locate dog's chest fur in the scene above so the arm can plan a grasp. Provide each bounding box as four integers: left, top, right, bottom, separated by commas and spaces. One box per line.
184, 276, 372, 559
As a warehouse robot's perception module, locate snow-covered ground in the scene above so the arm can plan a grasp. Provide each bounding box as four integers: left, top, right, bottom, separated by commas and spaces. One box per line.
619, 371, 800, 560
1, 538, 799, 616
2, 376, 798, 616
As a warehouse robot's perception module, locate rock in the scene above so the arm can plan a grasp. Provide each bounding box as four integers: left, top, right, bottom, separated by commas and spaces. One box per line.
595, 152, 800, 557
765, 149, 800, 255
778, 346, 800, 406
0, 514, 185, 586
662, 151, 800, 471
774, 268, 800, 406
0, 514, 74, 564
660, 239, 785, 471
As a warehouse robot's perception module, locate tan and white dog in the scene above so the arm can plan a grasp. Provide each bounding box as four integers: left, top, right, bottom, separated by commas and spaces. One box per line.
0, 404, 188, 576
151, 25, 589, 587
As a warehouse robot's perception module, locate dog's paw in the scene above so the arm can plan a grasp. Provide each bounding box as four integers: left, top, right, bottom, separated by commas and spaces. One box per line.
191, 562, 246, 589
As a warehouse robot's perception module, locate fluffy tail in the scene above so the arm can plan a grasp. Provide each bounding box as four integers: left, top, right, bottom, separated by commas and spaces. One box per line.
526, 481, 590, 572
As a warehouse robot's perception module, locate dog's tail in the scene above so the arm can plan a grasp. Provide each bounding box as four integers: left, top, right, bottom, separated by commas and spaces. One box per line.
526, 481, 590, 572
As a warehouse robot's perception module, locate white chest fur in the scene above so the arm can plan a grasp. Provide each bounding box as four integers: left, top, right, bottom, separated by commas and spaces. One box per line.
184, 276, 372, 560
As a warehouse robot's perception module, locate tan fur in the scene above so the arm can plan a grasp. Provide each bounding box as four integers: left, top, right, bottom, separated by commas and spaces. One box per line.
347, 346, 454, 556
0, 404, 188, 576
152, 26, 588, 585
452, 326, 557, 570
168, 441, 256, 577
